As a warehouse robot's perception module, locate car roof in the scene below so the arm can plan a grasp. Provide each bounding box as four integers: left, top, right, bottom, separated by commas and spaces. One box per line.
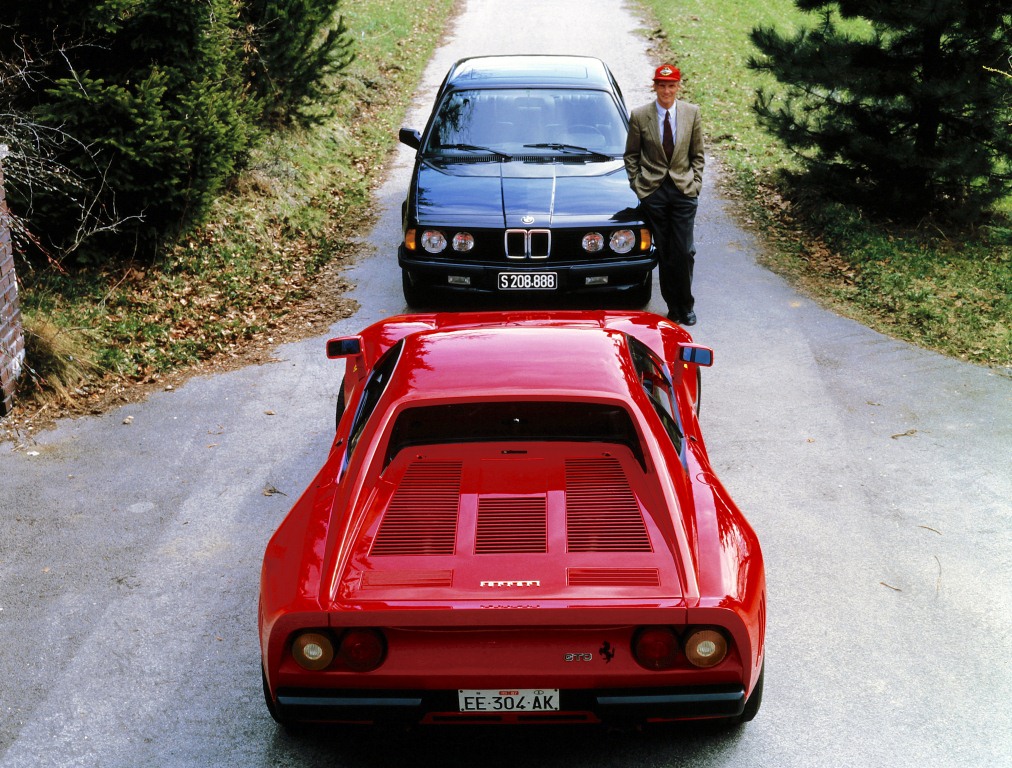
388, 325, 636, 403
444, 55, 616, 91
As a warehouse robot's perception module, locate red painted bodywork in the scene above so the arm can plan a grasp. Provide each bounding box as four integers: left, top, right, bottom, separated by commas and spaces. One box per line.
259, 310, 765, 726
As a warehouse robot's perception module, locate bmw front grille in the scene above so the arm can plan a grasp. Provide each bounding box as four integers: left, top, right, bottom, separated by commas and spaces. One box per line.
505, 229, 551, 259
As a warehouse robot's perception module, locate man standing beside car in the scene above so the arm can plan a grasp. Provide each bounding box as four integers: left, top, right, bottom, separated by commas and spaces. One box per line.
624, 64, 704, 325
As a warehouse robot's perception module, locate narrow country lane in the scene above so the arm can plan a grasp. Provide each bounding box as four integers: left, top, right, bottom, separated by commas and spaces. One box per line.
2, 2, 1010, 766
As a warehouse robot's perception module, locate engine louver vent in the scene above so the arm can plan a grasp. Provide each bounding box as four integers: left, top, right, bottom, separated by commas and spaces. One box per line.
371, 461, 462, 556
475, 496, 548, 554
567, 568, 660, 586
565, 458, 652, 552
361, 570, 454, 588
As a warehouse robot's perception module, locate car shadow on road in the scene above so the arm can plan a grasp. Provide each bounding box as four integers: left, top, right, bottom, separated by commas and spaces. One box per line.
403, 290, 655, 315
262, 720, 750, 767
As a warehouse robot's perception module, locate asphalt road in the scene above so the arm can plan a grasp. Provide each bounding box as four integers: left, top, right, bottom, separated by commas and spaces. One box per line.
2, 1, 1010, 766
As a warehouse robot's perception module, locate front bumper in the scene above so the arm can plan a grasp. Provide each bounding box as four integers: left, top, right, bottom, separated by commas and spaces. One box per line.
399, 248, 655, 296
274, 684, 746, 725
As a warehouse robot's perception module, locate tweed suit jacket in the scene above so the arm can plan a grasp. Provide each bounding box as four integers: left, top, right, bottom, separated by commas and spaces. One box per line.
624, 99, 705, 200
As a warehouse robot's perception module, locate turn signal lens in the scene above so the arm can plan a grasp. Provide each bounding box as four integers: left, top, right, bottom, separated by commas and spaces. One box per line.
639, 228, 652, 251
420, 230, 448, 253
338, 628, 387, 672
632, 626, 679, 670
609, 229, 635, 254
582, 232, 605, 252
684, 628, 729, 668
404, 228, 417, 251
292, 631, 335, 671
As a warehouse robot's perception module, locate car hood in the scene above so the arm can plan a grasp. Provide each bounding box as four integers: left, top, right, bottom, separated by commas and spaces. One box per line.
332, 442, 684, 609
413, 158, 643, 229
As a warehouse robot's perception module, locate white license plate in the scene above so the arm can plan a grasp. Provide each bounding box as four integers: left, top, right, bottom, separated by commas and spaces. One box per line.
498, 272, 557, 290
458, 688, 560, 712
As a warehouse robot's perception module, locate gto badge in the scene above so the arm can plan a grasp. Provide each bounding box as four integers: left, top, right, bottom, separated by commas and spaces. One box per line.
480, 580, 540, 587
521, 215, 535, 225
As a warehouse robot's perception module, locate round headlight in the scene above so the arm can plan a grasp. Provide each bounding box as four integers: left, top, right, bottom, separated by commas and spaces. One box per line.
582, 232, 605, 253
632, 626, 679, 670
452, 232, 475, 252
420, 230, 447, 253
610, 229, 635, 254
292, 631, 335, 671
684, 628, 729, 668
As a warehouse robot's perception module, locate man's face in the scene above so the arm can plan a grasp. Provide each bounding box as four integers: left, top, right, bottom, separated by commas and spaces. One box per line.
653, 81, 680, 109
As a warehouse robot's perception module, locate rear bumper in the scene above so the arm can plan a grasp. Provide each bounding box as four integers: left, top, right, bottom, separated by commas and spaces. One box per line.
274, 684, 745, 725
399, 248, 655, 296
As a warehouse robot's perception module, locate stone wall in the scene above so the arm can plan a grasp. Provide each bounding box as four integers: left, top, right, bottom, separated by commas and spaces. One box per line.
0, 145, 25, 417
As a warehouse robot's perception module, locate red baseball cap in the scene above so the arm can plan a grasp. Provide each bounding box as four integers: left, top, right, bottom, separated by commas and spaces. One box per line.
653, 64, 681, 82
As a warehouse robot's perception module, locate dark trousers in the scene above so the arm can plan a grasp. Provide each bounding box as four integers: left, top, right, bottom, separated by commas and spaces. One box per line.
640, 178, 698, 317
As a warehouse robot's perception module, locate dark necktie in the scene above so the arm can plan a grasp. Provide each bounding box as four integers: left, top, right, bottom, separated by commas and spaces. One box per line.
663, 110, 674, 161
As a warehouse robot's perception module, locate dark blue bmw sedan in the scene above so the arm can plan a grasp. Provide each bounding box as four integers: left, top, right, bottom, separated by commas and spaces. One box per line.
398, 55, 654, 307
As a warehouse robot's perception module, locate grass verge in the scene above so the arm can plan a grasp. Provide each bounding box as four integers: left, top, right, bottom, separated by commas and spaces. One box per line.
8, 0, 1010, 437
635, 0, 1011, 369
9, 0, 457, 426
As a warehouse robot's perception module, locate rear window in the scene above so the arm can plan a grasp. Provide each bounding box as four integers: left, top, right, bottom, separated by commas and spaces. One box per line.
425, 88, 627, 155
385, 401, 642, 466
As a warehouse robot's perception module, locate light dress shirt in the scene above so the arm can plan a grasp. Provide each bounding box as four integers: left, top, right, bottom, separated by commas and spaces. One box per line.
655, 100, 676, 141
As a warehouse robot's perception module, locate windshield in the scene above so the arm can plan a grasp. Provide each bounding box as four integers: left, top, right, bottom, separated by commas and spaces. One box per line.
424, 88, 627, 156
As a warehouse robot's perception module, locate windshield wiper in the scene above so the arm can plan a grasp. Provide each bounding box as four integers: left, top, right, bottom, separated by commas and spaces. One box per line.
523, 143, 612, 160
430, 143, 512, 159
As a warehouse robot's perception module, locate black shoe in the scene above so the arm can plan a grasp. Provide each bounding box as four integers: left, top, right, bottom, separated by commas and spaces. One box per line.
682, 310, 697, 326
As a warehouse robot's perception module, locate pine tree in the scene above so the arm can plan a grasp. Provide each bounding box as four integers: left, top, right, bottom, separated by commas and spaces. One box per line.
2, 0, 258, 262
748, 1, 1012, 222
242, 0, 355, 126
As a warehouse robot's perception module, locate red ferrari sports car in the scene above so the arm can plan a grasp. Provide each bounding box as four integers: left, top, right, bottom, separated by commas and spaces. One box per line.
259, 310, 765, 728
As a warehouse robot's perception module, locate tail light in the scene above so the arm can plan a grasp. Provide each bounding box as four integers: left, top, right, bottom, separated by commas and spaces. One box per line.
632, 626, 679, 670
684, 628, 729, 668
292, 631, 335, 671
338, 628, 387, 672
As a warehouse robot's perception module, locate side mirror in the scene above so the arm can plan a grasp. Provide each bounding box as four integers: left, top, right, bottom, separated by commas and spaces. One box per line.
326, 336, 362, 359
399, 127, 421, 150
678, 343, 713, 367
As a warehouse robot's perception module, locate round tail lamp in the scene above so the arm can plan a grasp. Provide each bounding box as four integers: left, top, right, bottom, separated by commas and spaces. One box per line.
338, 628, 387, 672
632, 626, 679, 670
684, 628, 729, 668
292, 631, 335, 671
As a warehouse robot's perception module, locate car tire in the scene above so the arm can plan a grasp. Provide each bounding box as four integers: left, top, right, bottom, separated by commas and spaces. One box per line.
262, 665, 285, 724
402, 270, 425, 308
262, 665, 309, 735
734, 660, 764, 724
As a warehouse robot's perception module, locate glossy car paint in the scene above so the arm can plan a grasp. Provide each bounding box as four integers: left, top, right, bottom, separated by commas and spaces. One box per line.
259, 311, 765, 726
398, 56, 655, 303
